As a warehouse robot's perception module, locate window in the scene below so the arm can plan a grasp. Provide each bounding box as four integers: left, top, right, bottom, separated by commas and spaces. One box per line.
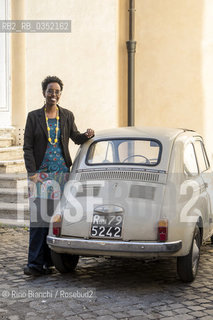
194, 140, 209, 173
184, 143, 198, 176
87, 139, 162, 166
87, 141, 114, 164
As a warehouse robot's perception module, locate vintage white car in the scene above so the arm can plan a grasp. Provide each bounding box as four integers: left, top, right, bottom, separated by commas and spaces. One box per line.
47, 127, 213, 282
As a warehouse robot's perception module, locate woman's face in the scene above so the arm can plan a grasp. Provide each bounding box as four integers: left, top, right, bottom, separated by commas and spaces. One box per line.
43, 82, 61, 107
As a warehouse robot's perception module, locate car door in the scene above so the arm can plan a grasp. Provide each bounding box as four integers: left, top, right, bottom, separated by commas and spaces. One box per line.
193, 138, 213, 236
181, 141, 208, 232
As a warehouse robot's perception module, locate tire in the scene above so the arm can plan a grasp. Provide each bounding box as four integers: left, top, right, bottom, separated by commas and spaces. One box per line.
211, 235, 213, 245
177, 224, 201, 282
51, 250, 79, 273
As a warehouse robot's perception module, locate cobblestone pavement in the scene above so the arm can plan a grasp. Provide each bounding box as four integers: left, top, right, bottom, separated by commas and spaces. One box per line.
0, 227, 213, 320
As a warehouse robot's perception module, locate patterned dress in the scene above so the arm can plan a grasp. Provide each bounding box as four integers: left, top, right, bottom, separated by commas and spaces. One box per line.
34, 118, 69, 199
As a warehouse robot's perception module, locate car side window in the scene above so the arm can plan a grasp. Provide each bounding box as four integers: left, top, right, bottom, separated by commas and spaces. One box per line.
202, 142, 210, 169
87, 141, 114, 163
184, 143, 199, 176
194, 140, 209, 173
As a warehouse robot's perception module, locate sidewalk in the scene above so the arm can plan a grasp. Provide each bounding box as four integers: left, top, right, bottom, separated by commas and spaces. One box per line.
0, 226, 213, 320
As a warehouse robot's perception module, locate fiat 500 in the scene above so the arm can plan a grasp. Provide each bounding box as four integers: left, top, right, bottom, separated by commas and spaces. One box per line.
47, 127, 213, 282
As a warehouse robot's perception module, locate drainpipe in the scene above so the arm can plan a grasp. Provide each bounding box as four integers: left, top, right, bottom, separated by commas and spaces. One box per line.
126, 0, 136, 126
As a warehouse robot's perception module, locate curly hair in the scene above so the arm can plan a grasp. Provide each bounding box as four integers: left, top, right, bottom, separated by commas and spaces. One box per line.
41, 76, 64, 93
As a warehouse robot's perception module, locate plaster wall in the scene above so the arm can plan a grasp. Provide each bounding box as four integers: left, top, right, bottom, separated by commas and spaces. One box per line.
25, 0, 118, 142
118, 0, 213, 159
202, 0, 213, 160
135, 0, 203, 134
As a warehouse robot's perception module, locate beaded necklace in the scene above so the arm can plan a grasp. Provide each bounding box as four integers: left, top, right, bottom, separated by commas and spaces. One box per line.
45, 106, 60, 145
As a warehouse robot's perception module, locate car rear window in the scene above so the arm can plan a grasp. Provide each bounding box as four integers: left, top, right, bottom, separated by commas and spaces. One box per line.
86, 139, 162, 166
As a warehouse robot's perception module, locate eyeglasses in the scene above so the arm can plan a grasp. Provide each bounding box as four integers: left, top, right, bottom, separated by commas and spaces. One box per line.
46, 89, 61, 95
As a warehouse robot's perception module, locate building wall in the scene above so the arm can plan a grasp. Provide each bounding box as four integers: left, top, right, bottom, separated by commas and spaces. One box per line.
135, 0, 203, 132
0, 0, 11, 126
202, 0, 213, 159
118, 0, 213, 160
9, 0, 213, 160
12, 0, 118, 157
11, 0, 26, 129
24, 0, 118, 142
117, 0, 128, 127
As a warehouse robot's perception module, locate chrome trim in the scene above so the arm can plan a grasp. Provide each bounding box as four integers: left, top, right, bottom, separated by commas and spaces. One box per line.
47, 236, 182, 253
94, 205, 123, 214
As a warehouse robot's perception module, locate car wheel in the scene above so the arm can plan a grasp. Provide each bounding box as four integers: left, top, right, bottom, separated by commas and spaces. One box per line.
177, 224, 201, 282
51, 250, 79, 273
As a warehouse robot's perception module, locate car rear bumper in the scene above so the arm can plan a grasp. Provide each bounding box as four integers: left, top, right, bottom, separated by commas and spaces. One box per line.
47, 236, 182, 256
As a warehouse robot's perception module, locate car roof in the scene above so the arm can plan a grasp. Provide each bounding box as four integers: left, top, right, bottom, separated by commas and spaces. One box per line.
93, 126, 185, 141
75, 127, 201, 173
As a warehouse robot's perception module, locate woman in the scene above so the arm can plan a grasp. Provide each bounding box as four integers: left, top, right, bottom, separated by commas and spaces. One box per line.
23, 75, 94, 276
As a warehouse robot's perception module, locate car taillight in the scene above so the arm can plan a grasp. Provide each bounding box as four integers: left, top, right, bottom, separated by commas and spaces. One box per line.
158, 219, 168, 242
52, 214, 62, 237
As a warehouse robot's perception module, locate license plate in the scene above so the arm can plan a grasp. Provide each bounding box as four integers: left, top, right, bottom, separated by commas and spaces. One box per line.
91, 213, 123, 238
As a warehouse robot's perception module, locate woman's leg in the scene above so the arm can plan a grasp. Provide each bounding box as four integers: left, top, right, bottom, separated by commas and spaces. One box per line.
25, 198, 57, 274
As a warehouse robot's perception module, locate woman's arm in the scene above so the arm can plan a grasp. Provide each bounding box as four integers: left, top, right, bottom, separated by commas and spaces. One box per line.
69, 112, 94, 144
23, 113, 37, 175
